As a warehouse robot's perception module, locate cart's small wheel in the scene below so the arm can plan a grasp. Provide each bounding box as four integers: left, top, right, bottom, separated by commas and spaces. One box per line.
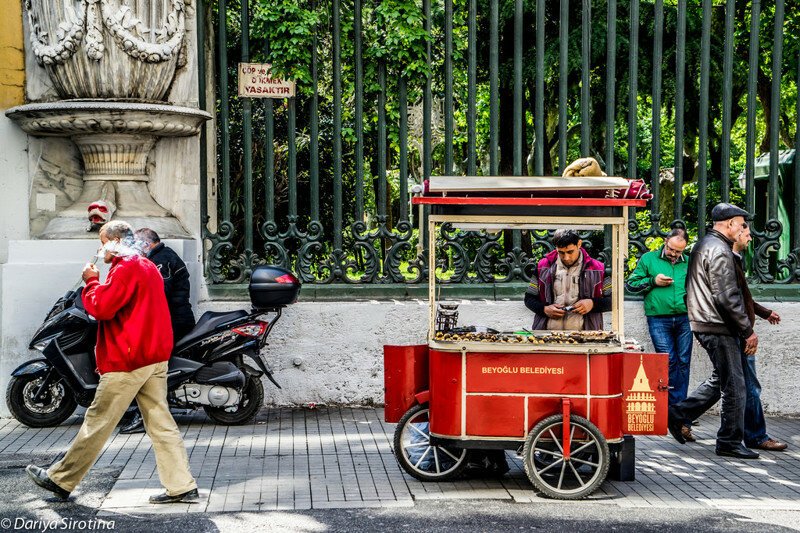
393, 404, 470, 481
523, 414, 610, 500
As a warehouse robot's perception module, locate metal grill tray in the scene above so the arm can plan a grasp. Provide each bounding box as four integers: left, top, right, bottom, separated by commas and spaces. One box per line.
430, 330, 622, 354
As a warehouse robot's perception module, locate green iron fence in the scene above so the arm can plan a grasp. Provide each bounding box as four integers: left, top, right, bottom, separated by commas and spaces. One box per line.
196, 0, 800, 294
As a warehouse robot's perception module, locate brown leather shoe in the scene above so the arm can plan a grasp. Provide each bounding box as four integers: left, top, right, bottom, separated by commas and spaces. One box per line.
753, 439, 788, 451
680, 425, 697, 443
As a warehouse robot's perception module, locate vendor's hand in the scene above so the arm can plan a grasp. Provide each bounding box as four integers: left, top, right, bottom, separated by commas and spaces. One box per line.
572, 299, 594, 315
744, 332, 759, 356
654, 273, 674, 287
767, 311, 781, 325
544, 304, 566, 319
82, 263, 100, 282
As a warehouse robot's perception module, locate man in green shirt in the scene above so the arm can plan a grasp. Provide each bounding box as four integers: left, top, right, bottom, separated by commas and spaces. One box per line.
626, 228, 694, 441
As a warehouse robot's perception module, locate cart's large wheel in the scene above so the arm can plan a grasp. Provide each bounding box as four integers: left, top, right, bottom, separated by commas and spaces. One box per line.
523, 414, 610, 500
393, 404, 470, 481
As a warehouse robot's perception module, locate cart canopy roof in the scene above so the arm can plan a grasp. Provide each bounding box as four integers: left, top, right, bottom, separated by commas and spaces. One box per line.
413, 176, 650, 210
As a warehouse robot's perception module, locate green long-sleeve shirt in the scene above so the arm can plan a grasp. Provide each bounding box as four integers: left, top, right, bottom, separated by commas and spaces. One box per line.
625, 246, 688, 316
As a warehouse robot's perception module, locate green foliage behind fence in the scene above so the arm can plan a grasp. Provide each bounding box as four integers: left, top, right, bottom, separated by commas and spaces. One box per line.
199, 0, 800, 289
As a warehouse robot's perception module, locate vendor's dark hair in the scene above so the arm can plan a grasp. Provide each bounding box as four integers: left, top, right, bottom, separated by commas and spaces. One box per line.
667, 227, 688, 243
553, 229, 581, 248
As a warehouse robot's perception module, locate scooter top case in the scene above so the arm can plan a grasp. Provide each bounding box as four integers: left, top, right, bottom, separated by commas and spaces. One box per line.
249, 266, 301, 308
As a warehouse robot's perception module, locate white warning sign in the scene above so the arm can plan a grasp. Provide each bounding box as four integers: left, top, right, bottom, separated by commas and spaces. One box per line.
237, 63, 296, 98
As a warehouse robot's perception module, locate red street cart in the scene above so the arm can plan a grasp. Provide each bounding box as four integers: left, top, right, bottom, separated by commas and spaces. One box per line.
384, 176, 668, 499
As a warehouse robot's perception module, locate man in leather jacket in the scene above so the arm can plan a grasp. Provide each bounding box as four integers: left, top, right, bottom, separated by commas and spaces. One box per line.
666, 203, 759, 459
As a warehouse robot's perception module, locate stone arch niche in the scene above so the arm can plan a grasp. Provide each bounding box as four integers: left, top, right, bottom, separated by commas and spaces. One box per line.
6, 0, 210, 238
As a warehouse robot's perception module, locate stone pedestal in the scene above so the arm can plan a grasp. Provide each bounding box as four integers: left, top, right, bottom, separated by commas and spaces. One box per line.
0, 238, 201, 417
6, 101, 210, 239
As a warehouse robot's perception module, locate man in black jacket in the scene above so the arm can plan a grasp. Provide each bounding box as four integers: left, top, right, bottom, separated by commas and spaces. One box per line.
135, 228, 196, 340
120, 228, 196, 434
667, 203, 758, 459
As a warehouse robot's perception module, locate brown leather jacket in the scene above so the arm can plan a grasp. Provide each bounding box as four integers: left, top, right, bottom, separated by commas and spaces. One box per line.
685, 229, 753, 338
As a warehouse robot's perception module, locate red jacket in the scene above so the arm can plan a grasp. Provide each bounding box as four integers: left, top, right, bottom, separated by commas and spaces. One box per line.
82, 255, 173, 374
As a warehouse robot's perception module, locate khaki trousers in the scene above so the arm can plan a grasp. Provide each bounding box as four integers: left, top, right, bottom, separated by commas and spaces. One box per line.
48, 361, 197, 496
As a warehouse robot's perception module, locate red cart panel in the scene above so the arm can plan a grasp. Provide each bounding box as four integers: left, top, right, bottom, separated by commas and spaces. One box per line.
428, 349, 462, 436
591, 397, 624, 441
386, 345, 668, 439
589, 353, 624, 395
465, 352, 586, 395
466, 396, 525, 437
621, 352, 668, 435
528, 398, 589, 432
383, 344, 429, 423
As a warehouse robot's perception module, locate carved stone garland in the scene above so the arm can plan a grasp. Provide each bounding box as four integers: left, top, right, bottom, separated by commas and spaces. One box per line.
25, 0, 186, 66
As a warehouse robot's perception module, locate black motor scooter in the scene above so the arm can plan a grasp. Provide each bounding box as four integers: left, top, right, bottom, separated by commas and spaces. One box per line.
5, 265, 300, 428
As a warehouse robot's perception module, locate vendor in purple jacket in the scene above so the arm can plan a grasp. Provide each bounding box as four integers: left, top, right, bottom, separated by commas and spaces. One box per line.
524, 229, 612, 331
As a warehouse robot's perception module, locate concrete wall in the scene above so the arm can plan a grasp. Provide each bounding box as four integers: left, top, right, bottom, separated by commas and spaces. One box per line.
0, 0, 29, 420
195, 299, 800, 416
0, 0, 28, 262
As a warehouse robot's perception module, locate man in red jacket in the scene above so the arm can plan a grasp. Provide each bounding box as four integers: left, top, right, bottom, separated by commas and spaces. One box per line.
26, 221, 198, 504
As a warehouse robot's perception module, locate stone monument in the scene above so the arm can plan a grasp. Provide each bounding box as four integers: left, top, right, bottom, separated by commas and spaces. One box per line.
6, 0, 210, 238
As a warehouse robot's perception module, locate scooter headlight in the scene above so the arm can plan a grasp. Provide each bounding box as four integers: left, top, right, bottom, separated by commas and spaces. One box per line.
32, 340, 49, 351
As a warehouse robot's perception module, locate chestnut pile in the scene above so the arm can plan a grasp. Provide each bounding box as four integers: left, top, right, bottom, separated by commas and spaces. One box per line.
433, 330, 616, 345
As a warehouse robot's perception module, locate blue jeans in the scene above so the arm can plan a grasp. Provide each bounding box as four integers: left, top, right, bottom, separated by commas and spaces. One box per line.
743, 354, 769, 447
647, 315, 693, 415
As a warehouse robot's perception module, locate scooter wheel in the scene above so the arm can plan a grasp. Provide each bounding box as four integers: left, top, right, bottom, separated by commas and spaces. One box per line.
203, 375, 264, 425
6, 374, 77, 428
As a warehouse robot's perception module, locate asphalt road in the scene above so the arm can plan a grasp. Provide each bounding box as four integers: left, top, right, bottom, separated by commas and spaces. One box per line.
1, 451, 797, 533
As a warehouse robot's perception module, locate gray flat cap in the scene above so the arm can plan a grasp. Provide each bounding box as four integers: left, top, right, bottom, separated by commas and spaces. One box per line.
711, 202, 752, 222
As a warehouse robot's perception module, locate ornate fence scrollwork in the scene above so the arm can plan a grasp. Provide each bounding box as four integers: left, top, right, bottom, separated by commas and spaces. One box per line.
293, 220, 326, 283
204, 220, 239, 283
752, 219, 784, 283
776, 248, 800, 284
382, 220, 416, 283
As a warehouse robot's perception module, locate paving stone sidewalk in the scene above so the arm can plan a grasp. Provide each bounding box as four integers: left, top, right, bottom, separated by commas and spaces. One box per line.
1, 408, 799, 515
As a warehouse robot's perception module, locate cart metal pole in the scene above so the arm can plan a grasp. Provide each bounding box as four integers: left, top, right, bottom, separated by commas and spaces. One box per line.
611, 219, 627, 340
611, 223, 623, 336
429, 218, 437, 341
